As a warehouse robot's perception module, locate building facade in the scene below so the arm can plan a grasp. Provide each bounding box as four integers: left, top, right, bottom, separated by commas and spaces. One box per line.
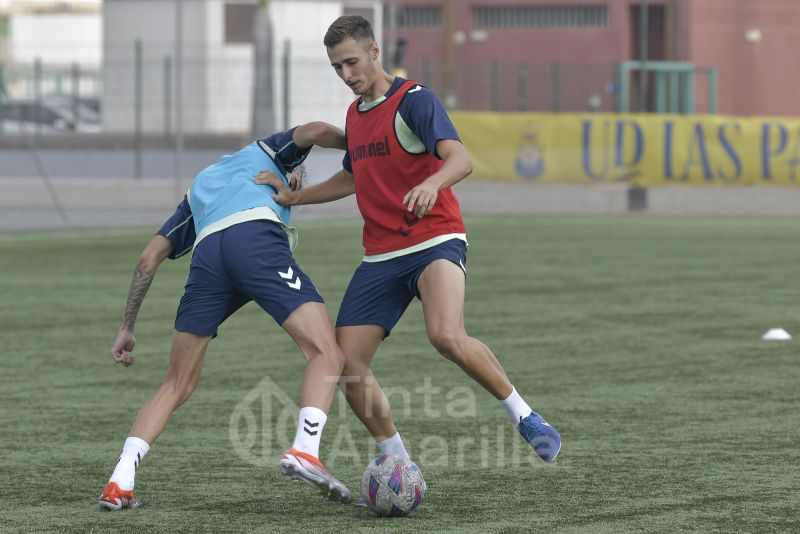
386, 0, 800, 116
0, 0, 101, 99
102, 0, 382, 134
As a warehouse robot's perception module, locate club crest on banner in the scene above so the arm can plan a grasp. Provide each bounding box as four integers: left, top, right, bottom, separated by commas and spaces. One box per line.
515, 124, 545, 180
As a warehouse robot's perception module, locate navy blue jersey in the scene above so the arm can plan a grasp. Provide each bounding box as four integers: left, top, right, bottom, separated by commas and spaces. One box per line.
342, 77, 460, 173
157, 127, 309, 259
258, 126, 312, 176
157, 195, 194, 259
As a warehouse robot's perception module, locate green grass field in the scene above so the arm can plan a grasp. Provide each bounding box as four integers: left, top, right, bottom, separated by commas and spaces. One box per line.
1, 216, 799, 533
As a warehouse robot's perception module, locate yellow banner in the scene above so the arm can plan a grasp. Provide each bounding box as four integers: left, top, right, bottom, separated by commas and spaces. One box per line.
451, 112, 800, 186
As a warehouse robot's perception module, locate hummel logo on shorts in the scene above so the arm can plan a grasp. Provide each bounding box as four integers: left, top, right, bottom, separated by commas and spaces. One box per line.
278, 267, 302, 290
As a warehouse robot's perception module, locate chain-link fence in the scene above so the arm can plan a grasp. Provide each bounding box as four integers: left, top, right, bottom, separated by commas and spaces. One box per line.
0, 48, 621, 140
407, 60, 618, 113
0, 46, 630, 190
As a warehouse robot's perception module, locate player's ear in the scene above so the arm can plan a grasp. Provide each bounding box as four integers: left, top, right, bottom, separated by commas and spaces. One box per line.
370, 40, 379, 61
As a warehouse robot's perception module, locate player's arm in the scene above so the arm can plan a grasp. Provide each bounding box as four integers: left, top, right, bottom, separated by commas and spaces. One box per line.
111, 235, 174, 367
255, 121, 351, 201
255, 168, 355, 206
291, 121, 346, 150
111, 196, 193, 367
402, 139, 472, 218
255, 122, 354, 205
396, 85, 472, 217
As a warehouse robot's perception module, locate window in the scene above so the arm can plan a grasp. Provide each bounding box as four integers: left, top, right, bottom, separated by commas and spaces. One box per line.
387, 5, 442, 28
225, 3, 257, 44
473, 5, 609, 28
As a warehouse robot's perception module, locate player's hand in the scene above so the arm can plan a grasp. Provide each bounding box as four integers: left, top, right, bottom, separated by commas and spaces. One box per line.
111, 329, 136, 367
402, 181, 439, 218
254, 170, 296, 206
288, 164, 307, 192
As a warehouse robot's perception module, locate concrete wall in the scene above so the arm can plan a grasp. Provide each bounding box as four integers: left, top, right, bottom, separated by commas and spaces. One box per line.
5, 178, 800, 233
101, 0, 381, 134
9, 13, 101, 66
103, 0, 212, 133
391, 0, 800, 116
203, 0, 252, 134
271, 0, 363, 130
685, 0, 800, 116
394, 0, 632, 67
392, 0, 642, 112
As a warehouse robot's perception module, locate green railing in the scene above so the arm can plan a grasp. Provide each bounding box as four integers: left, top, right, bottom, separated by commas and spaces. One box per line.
0, 62, 101, 100
618, 61, 718, 115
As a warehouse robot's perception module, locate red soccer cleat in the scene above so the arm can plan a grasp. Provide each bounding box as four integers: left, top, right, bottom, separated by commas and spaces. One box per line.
278, 448, 353, 504
99, 481, 139, 511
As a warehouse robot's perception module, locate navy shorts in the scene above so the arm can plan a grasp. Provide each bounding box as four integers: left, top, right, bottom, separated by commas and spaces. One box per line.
336, 238, 467, 336
175, 220, 323, 336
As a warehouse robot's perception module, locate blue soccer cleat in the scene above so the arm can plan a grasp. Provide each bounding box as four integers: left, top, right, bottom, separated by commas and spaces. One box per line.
518, 411, 561, 463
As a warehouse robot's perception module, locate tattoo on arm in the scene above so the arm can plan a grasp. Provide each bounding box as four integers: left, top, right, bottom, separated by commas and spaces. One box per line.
121, 262, 156, 331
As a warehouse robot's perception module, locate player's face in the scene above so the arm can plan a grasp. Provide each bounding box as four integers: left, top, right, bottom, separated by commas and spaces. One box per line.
327, 38, 379, 96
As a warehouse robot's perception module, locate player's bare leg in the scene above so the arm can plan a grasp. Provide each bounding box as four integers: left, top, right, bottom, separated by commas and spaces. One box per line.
336, 325, 411, 462
278, 301, 353, 503
129, 331, 211, 441
100, 331, 211, 510
335, 325, 395, 438
417, 259, 512, 398
417, 259, 561, 463
282, 302, 346, 411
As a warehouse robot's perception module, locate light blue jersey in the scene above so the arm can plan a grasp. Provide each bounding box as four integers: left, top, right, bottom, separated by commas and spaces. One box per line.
188, 141, 297, 249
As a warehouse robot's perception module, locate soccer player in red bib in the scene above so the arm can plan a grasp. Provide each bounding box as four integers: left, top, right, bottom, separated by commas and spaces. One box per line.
258, 16, 560, 465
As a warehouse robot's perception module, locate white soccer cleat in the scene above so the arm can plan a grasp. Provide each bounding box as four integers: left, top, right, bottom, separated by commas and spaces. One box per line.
278, 448, 353, 504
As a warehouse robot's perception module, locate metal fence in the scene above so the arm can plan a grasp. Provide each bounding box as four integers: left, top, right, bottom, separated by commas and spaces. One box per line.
4, 48, 716, 186
0, 49, 622, 141
407, 60, 619, 113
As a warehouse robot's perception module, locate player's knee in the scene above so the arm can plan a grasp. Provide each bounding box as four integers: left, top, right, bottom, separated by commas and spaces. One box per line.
328, 347, 347, 370
428, 330, 466, 361
307, 343, 346, 370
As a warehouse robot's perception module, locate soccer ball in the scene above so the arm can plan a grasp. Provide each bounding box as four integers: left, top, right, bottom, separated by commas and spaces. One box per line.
360, 454, 426, 517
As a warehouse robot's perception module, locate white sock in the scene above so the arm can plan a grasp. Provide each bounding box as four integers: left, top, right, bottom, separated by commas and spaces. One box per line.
377, 432, 410, 458
500, 386, 533, 425
292, 406, 327, 458
109, 436, 150, 491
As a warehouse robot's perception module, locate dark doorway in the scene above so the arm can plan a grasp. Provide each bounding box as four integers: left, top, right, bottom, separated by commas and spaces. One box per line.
630, 3, 667, 112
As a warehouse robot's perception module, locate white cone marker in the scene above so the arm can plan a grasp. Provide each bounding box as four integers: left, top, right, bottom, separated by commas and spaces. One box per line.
762, 328, 792, 341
